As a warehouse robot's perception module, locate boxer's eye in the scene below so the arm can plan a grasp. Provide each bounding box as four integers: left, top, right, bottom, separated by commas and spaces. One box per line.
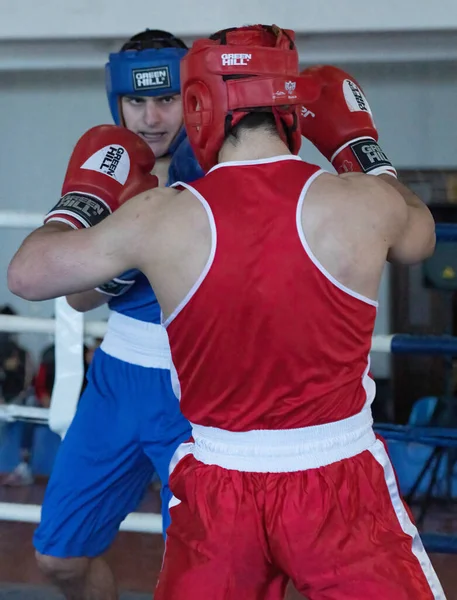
159, 95, 177, 104
124, 96, 145, 106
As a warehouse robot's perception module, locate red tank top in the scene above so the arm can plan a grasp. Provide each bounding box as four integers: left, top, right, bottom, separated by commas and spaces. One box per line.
166, 156, 377, 431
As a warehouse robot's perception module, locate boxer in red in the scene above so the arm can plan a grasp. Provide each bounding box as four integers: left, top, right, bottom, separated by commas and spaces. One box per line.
9, 24, 443, 599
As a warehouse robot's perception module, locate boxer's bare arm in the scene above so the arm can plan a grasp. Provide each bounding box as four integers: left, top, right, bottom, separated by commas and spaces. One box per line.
66, 290, 110, 312
9, 221, 110, 310
64, 157, 176, 312
8, 196, 151, 301
338, 173, 435, 264
64, 157, 176, 311
8, 187, 199, 304
7, 223, 114, 310
377, 174, 436, 264
343, 173, 435, 262
302, 172, 435, 301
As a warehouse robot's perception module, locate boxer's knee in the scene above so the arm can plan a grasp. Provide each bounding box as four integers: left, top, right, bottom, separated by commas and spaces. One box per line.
35, 550, 90, 584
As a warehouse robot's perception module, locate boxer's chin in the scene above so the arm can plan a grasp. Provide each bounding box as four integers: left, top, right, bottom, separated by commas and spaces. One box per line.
151, 141, 170, 159
138, 133, 169, 158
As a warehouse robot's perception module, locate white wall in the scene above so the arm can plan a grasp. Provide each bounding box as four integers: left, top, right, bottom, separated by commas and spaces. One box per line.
2, 0, 455, 39
2, 61, 457, 368
0, 69, 111, 359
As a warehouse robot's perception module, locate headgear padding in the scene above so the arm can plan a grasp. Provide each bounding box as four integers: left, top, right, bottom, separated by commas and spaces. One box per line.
106, 47, 188, 125
180, 25, 321, 171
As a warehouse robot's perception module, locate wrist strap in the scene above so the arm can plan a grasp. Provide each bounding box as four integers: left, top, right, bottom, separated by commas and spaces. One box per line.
332, 137, 397, 177
44, 192, 112, 228
95, 276, 136, 297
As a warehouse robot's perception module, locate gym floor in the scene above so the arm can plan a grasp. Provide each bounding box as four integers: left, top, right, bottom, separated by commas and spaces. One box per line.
0, 482, 455, 599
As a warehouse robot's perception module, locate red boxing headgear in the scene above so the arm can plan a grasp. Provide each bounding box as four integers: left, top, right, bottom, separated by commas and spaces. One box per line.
181, 24, 321, 171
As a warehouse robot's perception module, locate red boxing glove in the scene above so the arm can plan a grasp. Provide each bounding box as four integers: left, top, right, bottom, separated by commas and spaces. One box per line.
300, 66, 397, 177
45, 125, 158, 229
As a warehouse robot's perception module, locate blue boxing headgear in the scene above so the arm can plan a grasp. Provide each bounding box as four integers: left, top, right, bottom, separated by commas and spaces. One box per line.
105, 46, 188, 125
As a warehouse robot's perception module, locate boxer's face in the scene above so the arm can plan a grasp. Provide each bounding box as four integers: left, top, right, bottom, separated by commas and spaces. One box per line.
121, 94, 183, 158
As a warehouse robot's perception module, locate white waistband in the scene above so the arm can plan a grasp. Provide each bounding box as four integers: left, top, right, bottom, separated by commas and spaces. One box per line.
100, 311, 171, 368
190, 408, 376, 472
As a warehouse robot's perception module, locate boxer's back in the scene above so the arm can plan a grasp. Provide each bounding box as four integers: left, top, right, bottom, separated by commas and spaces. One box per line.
162, 156, 381, 432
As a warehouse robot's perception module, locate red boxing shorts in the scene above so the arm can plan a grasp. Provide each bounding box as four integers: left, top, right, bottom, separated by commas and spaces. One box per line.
155, 409, 445, 600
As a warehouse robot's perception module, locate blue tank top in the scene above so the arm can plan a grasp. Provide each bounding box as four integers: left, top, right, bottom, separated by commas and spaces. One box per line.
108, 271, 161, 323
108, 130, 204, 324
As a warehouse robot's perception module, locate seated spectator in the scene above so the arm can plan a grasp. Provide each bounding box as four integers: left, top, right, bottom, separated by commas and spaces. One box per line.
0, 306, 34, 405
0, 305, 35, 486
3, 336, 101, 486
35, 337, 102, 408
34, 343, 55, 409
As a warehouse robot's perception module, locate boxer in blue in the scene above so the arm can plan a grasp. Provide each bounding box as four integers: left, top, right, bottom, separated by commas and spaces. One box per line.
33, 29, 203, 600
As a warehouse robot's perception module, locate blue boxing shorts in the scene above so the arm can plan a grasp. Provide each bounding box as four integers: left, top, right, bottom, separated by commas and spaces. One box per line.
34, 334, 190, 558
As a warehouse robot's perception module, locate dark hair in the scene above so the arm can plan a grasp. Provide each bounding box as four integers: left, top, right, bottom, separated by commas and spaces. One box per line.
228, 112, 279, 142
0, 305, 17, 316
209, 25, 294, 49
120, 29, 187, 52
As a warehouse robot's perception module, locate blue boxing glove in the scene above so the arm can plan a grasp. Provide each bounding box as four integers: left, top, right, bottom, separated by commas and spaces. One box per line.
167, 136, 205, 186
95, 269, 140, 297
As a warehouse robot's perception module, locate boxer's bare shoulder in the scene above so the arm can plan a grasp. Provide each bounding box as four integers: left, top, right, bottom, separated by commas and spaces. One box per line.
305, 171, 409, 247
121, 184, 207, 230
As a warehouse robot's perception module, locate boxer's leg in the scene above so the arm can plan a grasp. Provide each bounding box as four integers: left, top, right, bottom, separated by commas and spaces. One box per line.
34, 349, 155, 600
155, 454, 289, 600
139, 365, 191, 537
268, 440, 445, 599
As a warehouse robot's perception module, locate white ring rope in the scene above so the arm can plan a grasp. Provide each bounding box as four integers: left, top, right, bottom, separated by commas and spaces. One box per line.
0, 502, 162, 533
0, 315, 394, 353
0, 314, 108, 337
0, 212, 45, 229
0, 405, 50, 424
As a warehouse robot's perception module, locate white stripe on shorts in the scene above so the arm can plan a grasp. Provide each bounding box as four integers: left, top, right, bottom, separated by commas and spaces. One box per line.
369, 440, 446, 599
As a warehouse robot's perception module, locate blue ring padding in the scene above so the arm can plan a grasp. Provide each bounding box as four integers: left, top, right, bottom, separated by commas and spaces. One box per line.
391, 334, 457, 356
421, 533, 457, 554
435, 223, 457, 243
375, 423, 457, 448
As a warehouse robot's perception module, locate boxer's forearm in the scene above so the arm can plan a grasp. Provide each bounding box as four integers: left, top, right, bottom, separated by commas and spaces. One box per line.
8, 222, 74, 299
8, 221, 134, 301
379, 175, 436, 264
66, 290, 110, 313
379, 174, 430, 212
